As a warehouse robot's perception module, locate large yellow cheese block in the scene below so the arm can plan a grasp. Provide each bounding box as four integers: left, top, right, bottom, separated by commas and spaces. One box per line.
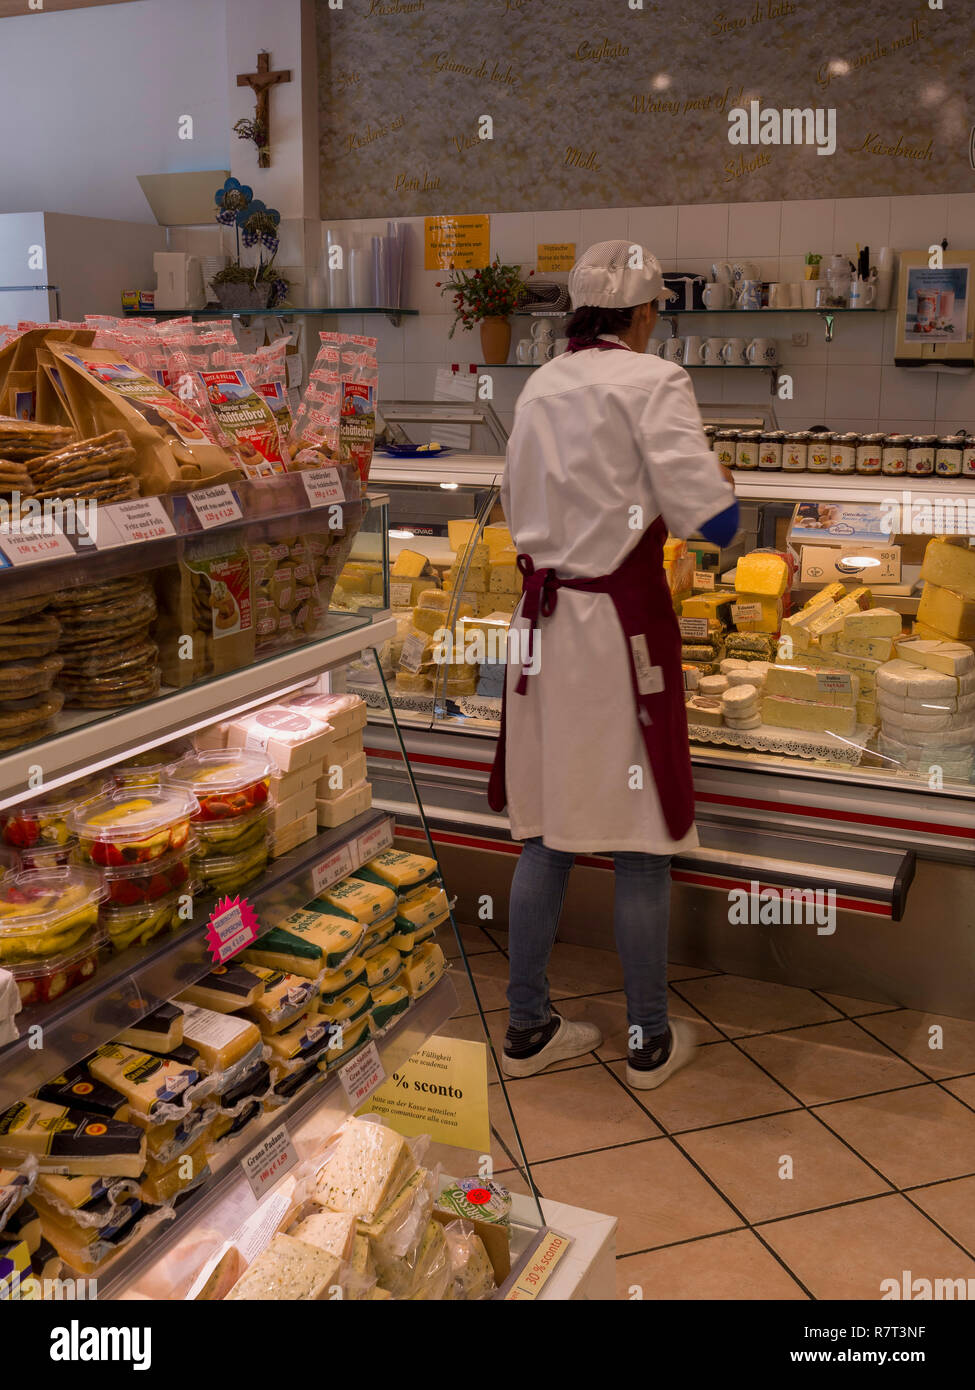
446, 565, 488, 593
0, 1098, 145, 1177
88, 1044, 198, 1118
735, 552, 789, 598
391, 548, 429, 579
917, 582, 975, 640
400, 941, 445, 998
489, 562, 522, 594
733, 594, 782, 633
447, 520, 479, 552
320, 877, 397, 925
483, 523, 513, 556
765, 664, 859, 706
761, 696, 856, 735
920, 538, 975, 600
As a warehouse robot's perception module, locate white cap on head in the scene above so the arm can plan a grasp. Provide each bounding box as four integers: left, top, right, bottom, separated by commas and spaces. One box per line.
567, 240, 676, 310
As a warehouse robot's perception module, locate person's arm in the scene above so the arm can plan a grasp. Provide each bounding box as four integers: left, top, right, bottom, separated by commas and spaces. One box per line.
637, 368, 737, 539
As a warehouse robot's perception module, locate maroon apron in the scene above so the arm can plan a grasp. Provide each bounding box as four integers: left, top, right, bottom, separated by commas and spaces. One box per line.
487, 338, 696, 841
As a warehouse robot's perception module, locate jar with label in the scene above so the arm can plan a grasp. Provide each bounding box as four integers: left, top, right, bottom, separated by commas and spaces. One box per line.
962, 438, 975, 477
907, 434, 936, 476
807, 433, 831, 472
881, 434, 909, 475
782, 431, 810, 472
734, 430, 761, 470
703, 424, 717, 450
935, 434, 963, 476
855, 433, 885, 474
714, 429, 737, 469
829, 431, 859, 473
758, 430, 784, 470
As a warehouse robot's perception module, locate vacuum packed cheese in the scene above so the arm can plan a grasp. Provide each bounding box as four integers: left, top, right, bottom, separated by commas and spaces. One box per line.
319, 877, 397, 925
264, 1011, 330, 1063
243, 967, 319, 1034
761, 697, 856, 735
354, 849, 438, 893
364, 944, 402, 990
919, 537, 975, 600
115, 1004, 184, 1055
313, 1117, 414, 1220
400, 942, 445, 998
316, 983, 371, 1025
244, 911, 364, 978
35, 1067, 131, 1122
370, 981, 410, 1030
318, 954, 367, 1002
178, 963, 264, 1014
0, 1098, 145, 1177
287, 1210, 357, 1263
178, 1004, 261, 1073
88, 1044, 198, 1119
139, 1139, 208, 1205
226, 1233, 343, 1301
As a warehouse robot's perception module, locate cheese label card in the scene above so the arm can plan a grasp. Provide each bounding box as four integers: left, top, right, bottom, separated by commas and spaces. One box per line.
339, 1040, 385, 1107
390, 582, 413, 608
678, 617, 709, 641
693, 571, 715, 591
816, 671, 854, 695
732, 602, 763, 623
0, 522, 75, 566
356, 819, 396, 864
105, 496, 175, 545
241, 1123, 298, 1200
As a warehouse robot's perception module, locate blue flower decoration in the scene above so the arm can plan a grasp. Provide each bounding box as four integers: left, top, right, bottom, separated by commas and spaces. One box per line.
215, 176, 254, 226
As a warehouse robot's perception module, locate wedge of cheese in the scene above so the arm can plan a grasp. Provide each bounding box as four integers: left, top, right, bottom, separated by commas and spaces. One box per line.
917, 583, 975, 641
0, 1099, 145, 1177
288, 1210, 357, 1263
834, 633, 894, 662
391, 548, 429, 579
919, 537, 975, 600
178, 964, 264, 1014
760, 696, 856, 735
735, 552, 789, 598
88, 1045, 198, 1119
400, 942, 445, 998
842, 607, 902, 639
314, 1118, 415, 1221
895, 637, 974, 677
764, 664, 859, 706
226, 1234, 343, 1301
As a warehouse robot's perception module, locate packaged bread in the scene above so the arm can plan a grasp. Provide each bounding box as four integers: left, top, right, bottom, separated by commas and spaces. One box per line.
46, 342, 238, 493
153, 544, 255, 689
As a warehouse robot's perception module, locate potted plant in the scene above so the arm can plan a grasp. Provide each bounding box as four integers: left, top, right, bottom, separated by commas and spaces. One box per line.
212, 178, 290, 309
438, 257, 529, 364
804, 253, 822, 281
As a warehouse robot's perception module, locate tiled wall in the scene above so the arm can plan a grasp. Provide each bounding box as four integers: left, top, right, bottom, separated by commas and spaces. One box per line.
309, 192, 975, 441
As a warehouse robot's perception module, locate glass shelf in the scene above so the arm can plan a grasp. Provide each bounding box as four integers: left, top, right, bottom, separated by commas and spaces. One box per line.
123, 306, 416, 322
475, 361, 776, 370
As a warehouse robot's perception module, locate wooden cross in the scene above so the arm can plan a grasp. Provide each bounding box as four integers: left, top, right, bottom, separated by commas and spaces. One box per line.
236, 51, 292, 168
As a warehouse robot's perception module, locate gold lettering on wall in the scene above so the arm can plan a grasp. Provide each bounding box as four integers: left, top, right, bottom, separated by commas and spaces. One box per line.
429, 52, 518, 84
849, 132, 935, 162
573, 38, 629, 63
564, 146, 602, 171
723, 150, 773, 181
816, 17, 927, 90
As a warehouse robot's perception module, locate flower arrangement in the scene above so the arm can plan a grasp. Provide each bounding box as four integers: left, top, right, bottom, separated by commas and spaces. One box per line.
212, 178, 289, 307
233, 115, 269, 165
438, 257, 530, 337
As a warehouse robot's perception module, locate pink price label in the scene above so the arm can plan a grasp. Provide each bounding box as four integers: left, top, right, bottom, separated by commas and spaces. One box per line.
357, 819, 394, 862
311, 844, 354, 895
0, 524, 75, 565
206, 895, 260, 964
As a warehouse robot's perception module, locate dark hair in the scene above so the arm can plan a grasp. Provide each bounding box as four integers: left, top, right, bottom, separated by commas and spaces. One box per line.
565, 304, 635, 346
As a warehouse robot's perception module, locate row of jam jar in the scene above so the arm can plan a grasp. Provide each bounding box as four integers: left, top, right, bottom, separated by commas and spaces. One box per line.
708, 427, 975, 476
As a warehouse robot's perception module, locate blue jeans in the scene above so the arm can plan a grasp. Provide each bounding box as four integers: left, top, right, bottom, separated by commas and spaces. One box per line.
506, 837, 672, 1034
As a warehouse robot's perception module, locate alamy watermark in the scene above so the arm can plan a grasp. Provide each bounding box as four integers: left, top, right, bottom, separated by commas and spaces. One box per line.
728, 879, 837, 935
728, 99, 837, 156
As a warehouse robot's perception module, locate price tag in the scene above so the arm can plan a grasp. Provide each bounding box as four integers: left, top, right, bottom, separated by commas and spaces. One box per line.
679, 617, 709, 641
390, 582, 413, 608
339, 1041, 386, 1107
105, 497, 175, 545
732, 602, 763, 623
311, 843, 354, 895
400, 633, 426, 674
90, 506, 125, 550
357, 818, 394, 863
0, 523, 75, 565
188, 484, 242, 529
302, 467, 346, 508
241, 1123, 298, 1200
693, 570, 715, 591
206, 895, 260, 964
816, 671, 853, 694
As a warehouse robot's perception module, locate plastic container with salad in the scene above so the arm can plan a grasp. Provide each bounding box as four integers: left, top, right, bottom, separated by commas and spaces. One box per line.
164, 750, 273, 822
69, 788, 199, 867
0, 866, 106, 967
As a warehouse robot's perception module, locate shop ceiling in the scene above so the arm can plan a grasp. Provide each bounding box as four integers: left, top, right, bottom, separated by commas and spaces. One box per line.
0, 0, 133, 15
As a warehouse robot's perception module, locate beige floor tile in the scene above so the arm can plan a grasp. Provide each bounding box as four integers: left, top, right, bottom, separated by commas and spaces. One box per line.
530, 1139, 742, 1256
448, 960, 515, 1016
609, 1042, 799, 1133
616, 1229, 808, 1300
439, 920, 499, 961
739, 1019, 927, 1105
674, 973, 842, 1038
820, 991, 901, 1017
942, 1073, 975, 1108
680, 1110, 892, 1223
488, 1063, 661, 1164
814, 1085, 975, 1188
857, 1010, 975, 1080
906, 1176, 975, 1257
542, 941, 625, 996
758, 1193, 975, 1300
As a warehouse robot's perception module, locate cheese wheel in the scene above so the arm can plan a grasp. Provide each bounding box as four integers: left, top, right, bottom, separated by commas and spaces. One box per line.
698, 674, 729, 695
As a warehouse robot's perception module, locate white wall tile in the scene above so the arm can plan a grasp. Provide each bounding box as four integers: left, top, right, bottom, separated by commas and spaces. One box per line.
534, 209, 582, 250
824, 312, 886, 366
378, 363, 405, 401
404, 360, 439, 399
728, 201, 782, 258
580, 207, 627, 247
780, 199, 835, 257
825, 364, 882, 418
946, 194, 975, 248
879, 365, 939, 421
889, 194, 948, 252
627, 205, 678, 261
490, 212, 534, 266
677, 203, 728, 260
403, 311, 456, 364
776, 365, 827, 420
934, 369, 975, 429
832, 197, 891, 258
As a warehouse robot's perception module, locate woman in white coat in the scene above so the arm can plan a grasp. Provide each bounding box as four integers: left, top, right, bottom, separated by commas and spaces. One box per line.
489, 241, 738, 1088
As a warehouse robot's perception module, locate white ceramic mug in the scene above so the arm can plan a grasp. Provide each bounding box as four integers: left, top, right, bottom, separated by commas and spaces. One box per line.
768, 282, 794, 309
720, 336, 749, 365
662, 337, 686, 363
732, 260, 760, 284
702, 336, 727, 365
746, 337, 779, 365
530, 319, 555, 342
849, 278, 876, 309
736, 279, 762, 310
711, 260, 734, 284
800, 280, 819, 308
703, 281, 735, 310
683, 335, 704, 364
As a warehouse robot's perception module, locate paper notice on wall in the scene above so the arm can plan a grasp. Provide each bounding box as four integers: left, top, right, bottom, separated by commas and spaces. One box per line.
433, 366, 476, 451
356, 1034, 490, 1152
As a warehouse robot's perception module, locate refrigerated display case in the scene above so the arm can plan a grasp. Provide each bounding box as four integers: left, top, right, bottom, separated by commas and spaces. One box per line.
346, 438, 975, 1020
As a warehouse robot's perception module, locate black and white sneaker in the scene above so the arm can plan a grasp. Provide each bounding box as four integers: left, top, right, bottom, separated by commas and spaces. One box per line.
625, 1019, 696, 1090
501, 1012, 603, 1078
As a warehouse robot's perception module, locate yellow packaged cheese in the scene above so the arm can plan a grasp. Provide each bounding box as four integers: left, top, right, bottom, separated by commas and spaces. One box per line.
354, 848, 439, 893
364, 944, 402, 990
401, 942, 445, 998
242, 910, 364, 978
318, 877, 397, 925
177, 1004, 262, 1074
88, 1044, 198, 1119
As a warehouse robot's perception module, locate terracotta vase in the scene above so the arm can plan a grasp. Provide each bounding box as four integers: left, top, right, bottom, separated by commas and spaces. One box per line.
479, 316, 512, 364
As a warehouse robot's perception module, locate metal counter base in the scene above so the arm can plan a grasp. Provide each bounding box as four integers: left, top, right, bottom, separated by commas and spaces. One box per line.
364, 721, 975, 1021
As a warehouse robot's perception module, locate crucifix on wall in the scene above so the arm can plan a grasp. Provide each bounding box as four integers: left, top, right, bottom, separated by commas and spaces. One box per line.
236, 51, 292, 168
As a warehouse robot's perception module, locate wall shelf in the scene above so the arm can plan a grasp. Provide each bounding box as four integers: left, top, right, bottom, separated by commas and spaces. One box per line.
123, 306, 417, 325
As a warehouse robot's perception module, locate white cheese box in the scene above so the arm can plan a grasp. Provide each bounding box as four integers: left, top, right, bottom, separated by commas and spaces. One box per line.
317, 752, 368, 801
229, 707, 334, 772
317, 780, 372, 828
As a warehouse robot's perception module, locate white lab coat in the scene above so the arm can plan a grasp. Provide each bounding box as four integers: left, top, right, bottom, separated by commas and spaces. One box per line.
499, 337, 735, 854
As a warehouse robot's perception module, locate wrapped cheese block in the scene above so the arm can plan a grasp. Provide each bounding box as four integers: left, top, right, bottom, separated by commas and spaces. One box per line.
0, 1098, 145, 1178
226, 1234, 343, 1301
313, 1117, 416, 1221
